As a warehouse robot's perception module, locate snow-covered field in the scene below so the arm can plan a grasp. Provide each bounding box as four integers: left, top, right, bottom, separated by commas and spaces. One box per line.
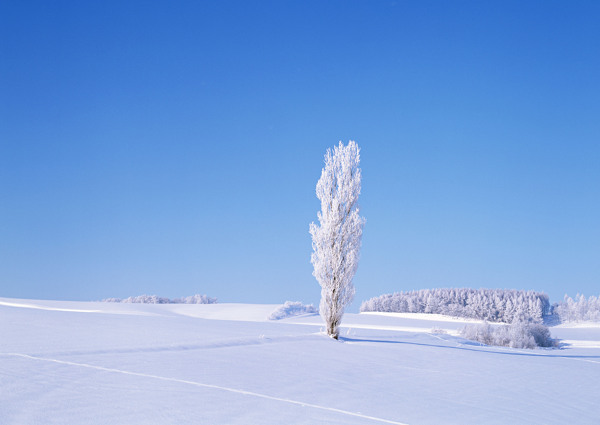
1, 298, 599, 424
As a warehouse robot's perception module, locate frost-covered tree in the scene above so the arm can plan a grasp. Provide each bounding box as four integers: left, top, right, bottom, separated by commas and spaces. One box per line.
553, 294, 600, 323
310, 141, 365, 339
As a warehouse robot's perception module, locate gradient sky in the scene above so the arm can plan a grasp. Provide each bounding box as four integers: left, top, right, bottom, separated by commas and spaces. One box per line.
1, 1, 599, 310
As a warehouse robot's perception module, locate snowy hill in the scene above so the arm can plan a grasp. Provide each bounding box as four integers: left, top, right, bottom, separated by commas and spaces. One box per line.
1, 297, 599, 424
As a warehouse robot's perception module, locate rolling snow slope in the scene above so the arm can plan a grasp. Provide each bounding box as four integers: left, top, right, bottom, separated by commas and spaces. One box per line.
1, 298, 599, 425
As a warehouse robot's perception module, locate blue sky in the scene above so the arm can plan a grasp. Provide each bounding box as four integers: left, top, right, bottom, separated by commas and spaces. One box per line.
1, 1, 598, 310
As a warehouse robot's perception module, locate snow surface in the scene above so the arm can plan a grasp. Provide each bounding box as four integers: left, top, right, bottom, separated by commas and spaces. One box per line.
1, 297, 599, 424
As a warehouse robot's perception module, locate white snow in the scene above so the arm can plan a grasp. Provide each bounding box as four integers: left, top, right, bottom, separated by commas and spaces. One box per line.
560, 340, 600, 349
361, 311, 491, 324
1, 297, 599, 424
554, 321, 600, 328
0, 299, 102, 313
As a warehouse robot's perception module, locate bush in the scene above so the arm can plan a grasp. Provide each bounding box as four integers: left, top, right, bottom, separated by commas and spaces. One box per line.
268, 301, 317, 320
528, 323, 554, 347
460, 320, 556, 349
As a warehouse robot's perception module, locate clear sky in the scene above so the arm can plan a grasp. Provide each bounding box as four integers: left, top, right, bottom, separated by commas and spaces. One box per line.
1, 1, 598, 310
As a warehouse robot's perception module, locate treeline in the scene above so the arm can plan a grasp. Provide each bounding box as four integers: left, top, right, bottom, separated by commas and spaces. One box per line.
360, 288, 550, 323
103, 294, 217, 304
553, 294, 600, 323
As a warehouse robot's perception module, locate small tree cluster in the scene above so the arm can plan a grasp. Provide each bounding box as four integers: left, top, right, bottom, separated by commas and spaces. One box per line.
360, 288, 550, 323
552, 294, 600, 323
460, 321, 556, 349
103, 294, 217, 304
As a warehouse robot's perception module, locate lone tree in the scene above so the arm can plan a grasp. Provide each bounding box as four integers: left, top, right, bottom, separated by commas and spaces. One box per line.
310, 141, 365, 339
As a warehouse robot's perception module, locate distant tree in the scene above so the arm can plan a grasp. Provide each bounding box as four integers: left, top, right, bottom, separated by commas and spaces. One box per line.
310, 141, 365, 339
553, 294, 600, 323
102, 294, 217, 304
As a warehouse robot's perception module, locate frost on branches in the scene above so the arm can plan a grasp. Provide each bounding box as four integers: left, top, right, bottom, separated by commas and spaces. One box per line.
310, 141, 365, 339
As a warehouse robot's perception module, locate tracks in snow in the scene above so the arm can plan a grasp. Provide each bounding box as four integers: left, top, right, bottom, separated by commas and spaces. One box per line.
0, 352, 409, 425
35, 333, 320, 358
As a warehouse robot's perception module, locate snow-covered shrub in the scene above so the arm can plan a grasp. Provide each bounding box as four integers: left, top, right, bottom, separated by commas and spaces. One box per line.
552, 294, 600, 323
461, 322, 497, 346
527, 323, 554, 347
460, 321, 556, 349
361, 288, 550, 324
103, 294, 217, 304
268, 301, 317, 320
